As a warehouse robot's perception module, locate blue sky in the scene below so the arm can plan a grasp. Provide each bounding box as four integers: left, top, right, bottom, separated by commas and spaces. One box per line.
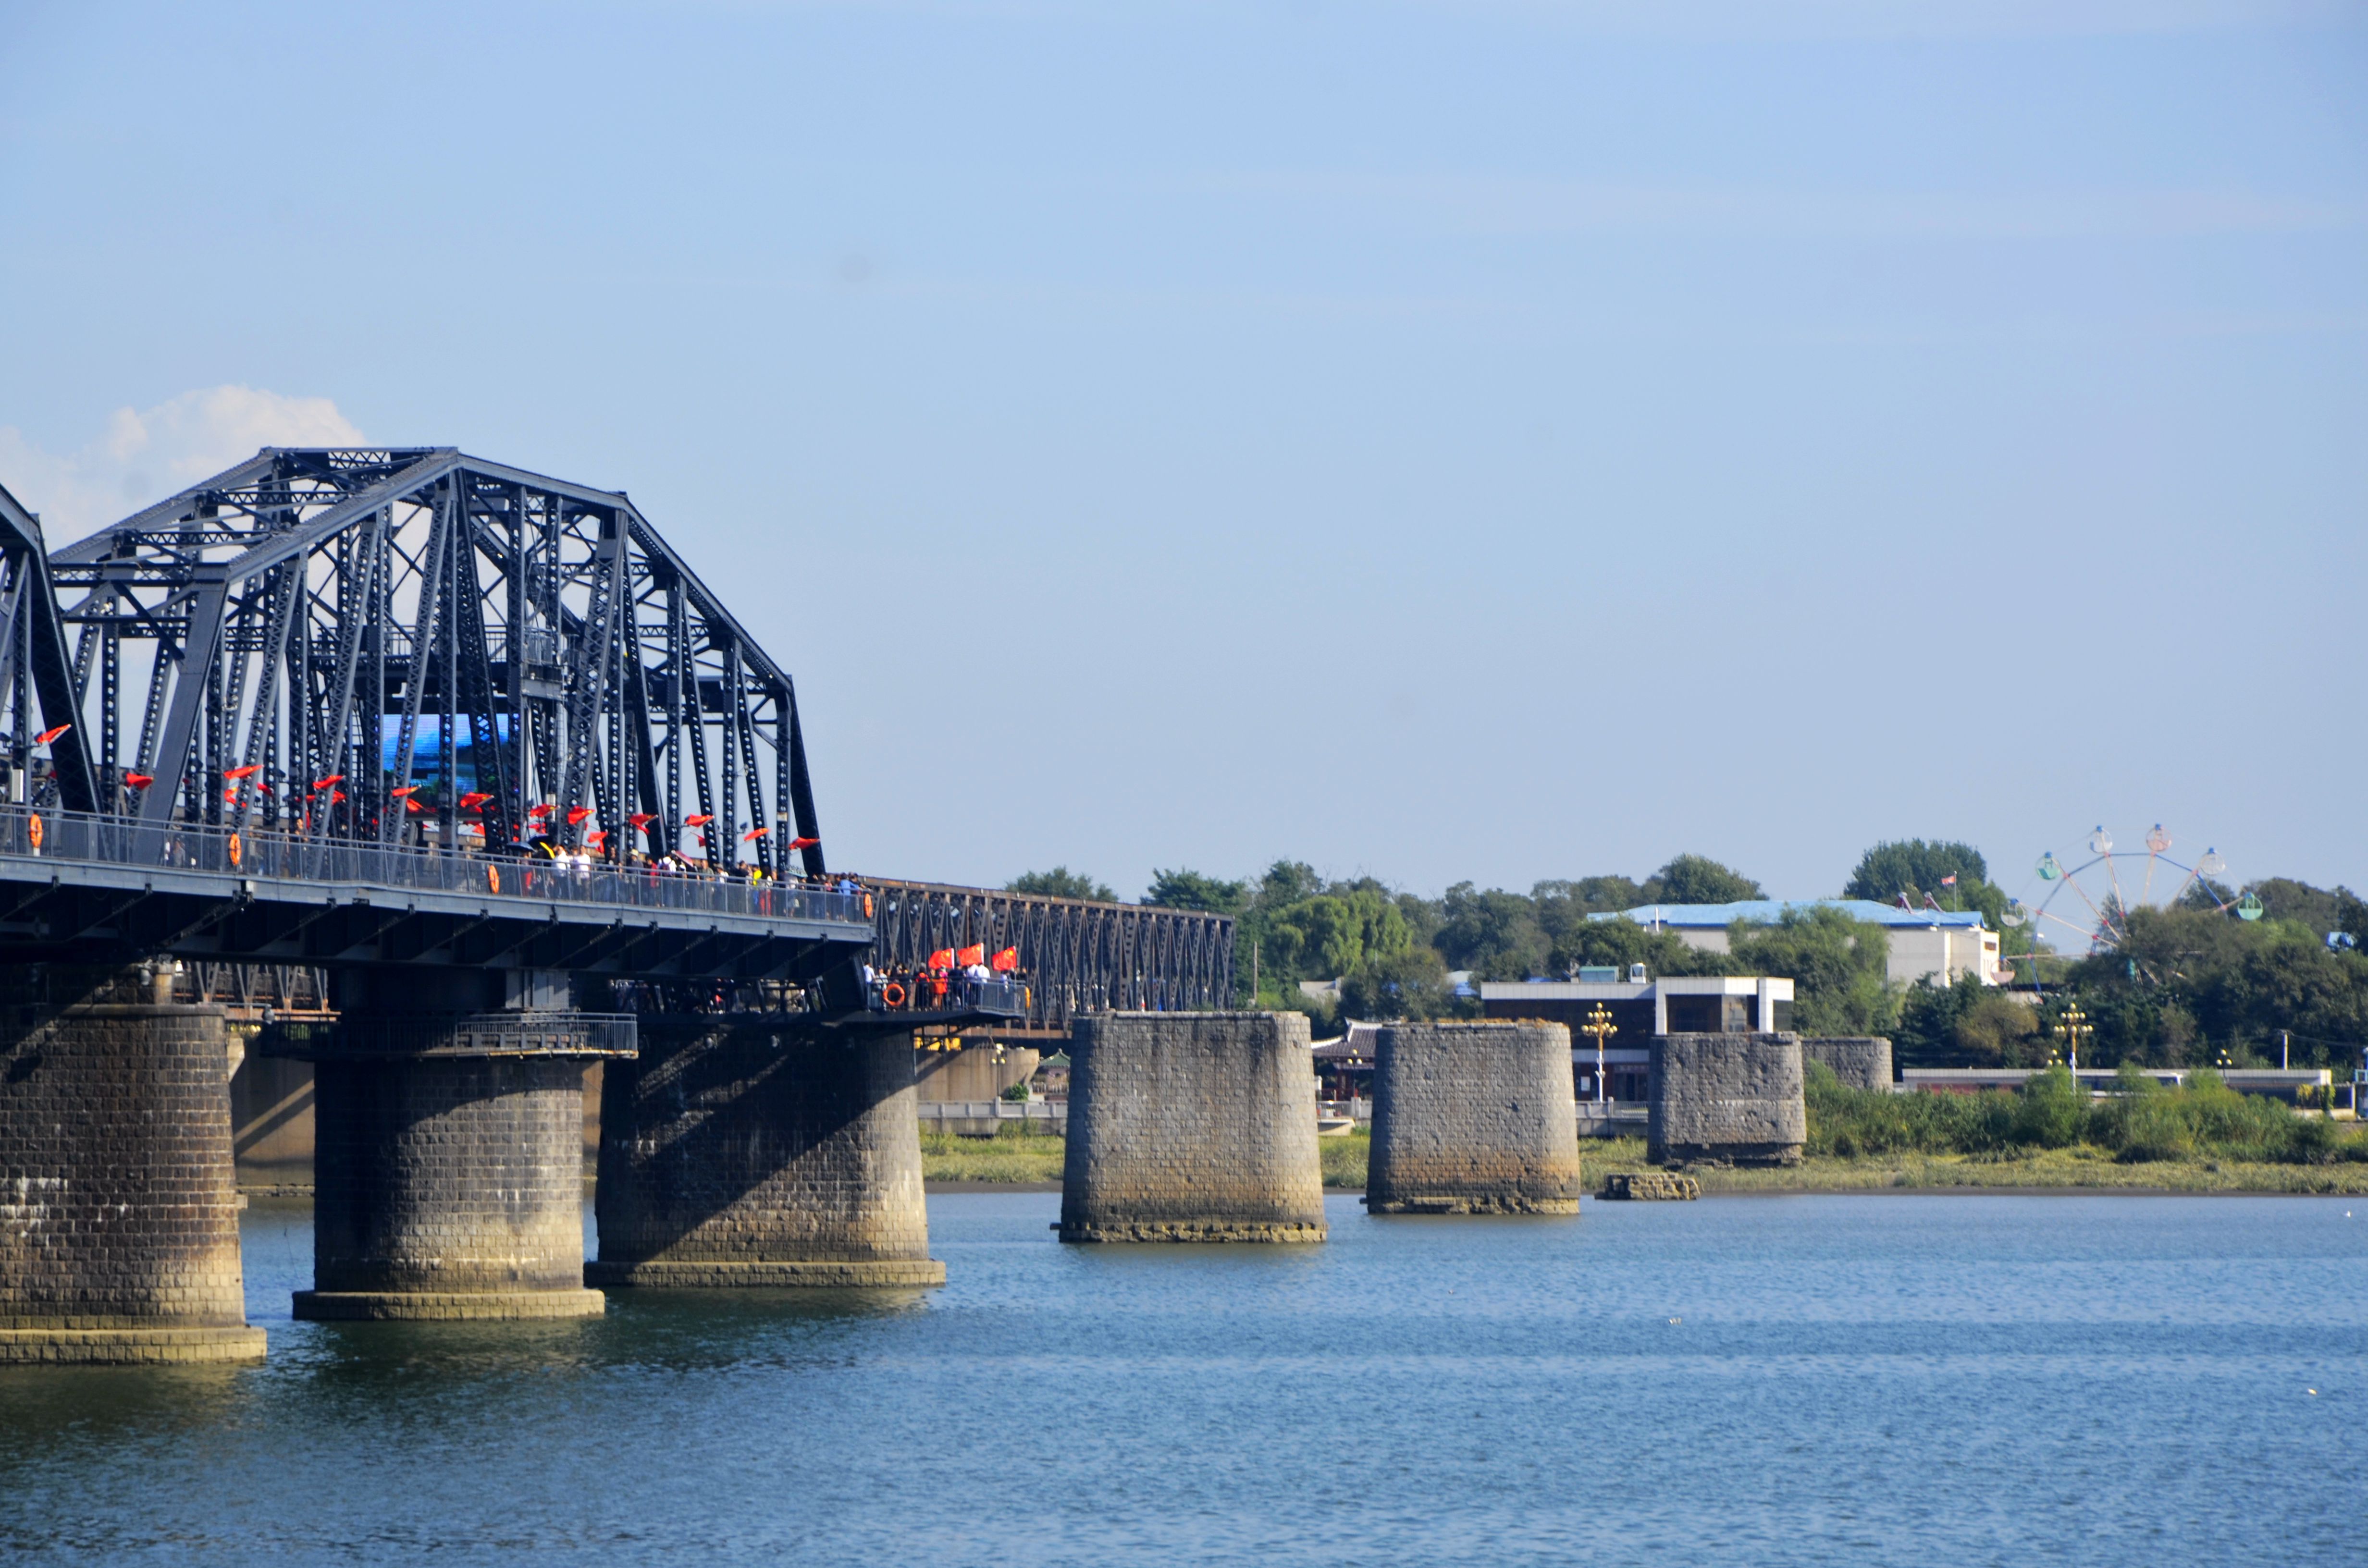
1, 0, 2360, 906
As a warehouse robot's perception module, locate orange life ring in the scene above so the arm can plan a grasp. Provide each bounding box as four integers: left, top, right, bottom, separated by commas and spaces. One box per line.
486, 863, 501, 894
26, 813, 41, 851
881, 980, 907, 1007
228, 832, 242, 868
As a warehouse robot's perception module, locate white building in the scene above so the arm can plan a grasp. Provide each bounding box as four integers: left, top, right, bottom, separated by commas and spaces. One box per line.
1479, 974, 1796, 1102
1593, 899, 2001, 988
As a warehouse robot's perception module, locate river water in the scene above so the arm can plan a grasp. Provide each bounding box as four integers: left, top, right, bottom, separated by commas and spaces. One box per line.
0, 1192, 2358, 1565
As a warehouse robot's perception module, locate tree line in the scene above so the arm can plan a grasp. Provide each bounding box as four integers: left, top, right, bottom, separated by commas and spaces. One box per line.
1006, 840, 2368, 1072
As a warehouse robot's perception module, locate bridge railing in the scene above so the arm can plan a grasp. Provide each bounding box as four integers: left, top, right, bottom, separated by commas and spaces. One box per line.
0, 804, 868, 927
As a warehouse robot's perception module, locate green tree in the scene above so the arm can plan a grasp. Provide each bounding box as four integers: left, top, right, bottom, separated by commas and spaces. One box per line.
1643, 854, 1764, 905
1843, 839, 1988, 904
1731, 906, 1897, 1035
1144, 868, 1246, 914
1547, 915, 1735, 980
1433, 882, 1549, 980
2245, 877, 2362, 940
1341, 945, 1461, 1021
1006, 866, 1116, 902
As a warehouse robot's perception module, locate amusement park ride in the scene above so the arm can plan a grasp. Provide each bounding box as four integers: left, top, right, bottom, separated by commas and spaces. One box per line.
2001, 822, 2250, 980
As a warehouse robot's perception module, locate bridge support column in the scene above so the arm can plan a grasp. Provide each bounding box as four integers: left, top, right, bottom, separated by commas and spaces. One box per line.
1060, 1012, 1328, 1243
1366, 1021, 1583, 1214
1648, 1032, 1807, 1168
588, 1019, 942, 1288
285, 972, 624, 1321
0, 964, 266, 1363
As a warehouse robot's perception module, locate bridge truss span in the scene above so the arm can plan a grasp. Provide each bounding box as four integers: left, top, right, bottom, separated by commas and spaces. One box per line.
38, 448, 825, 879
864, 878, 1236, 1038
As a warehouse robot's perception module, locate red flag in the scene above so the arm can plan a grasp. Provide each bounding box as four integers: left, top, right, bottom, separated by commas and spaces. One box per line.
390, 784, 420, 797
566, 806, 593, 826
123, 772, 154, 789
33, 724, 69, 746
405, 798, 426, 814
685, 814, 714, 827
957, 943, 986, 967
1939, 874, 1957, 887
223, 764, 260, 780
312, 774, 344, 791
458, 792, 491, 810
927, 949, 955, 970
586, 830, 608, 849
526, 802, 553, 819
741, 825, 767, 843
991, 947, 1018, 972
629, 813, 655, 830
330, 791, 345, 804
787, 836, 820, 850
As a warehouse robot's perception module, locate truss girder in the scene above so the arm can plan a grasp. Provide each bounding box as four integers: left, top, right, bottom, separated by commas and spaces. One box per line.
863, 878, 1236, 1035
35, 448, 825, 877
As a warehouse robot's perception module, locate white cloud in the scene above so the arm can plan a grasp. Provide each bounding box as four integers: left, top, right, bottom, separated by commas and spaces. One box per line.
0, 386, 365, 542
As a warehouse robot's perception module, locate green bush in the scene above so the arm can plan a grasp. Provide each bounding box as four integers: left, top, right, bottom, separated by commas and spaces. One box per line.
2012, 1066, 2087, 1148
1804, 1057, 2363, 1166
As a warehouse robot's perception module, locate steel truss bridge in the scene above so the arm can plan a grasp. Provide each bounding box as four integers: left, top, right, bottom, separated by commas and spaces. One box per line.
0, 451, 1233, 1021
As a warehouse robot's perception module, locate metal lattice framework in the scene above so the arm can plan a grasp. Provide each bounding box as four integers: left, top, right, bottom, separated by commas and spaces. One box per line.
0, 481, 98, 812
864, 878, 1235, 1036
38, 449, 824, 877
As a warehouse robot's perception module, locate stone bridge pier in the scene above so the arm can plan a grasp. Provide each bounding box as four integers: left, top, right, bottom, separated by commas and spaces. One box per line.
588, 1017, 941, 1288
283, 968, 625, 1321
0, 963, 265, 1362
1060, 1011, 1327, 1244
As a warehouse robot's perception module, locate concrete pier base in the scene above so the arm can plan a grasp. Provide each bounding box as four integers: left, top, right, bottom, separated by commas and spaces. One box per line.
1648, 1032, 1807, 1167
588, 1019, 942, 1288
1367, 1021, 1583, 1214
1059, 1012, 1327, 1244
299, 1053, 605, 1321
0, 964, 266, 1364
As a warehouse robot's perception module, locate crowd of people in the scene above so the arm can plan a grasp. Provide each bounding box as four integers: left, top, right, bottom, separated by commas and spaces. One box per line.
860, 943, 1023, 1013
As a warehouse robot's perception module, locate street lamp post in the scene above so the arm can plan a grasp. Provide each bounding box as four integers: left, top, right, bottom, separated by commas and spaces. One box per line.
2053, 1006, 2092, 1075
1580, 1003, 1618, 1105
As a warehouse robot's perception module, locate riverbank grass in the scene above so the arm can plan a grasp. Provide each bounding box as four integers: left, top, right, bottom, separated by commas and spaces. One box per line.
921, 1122, 2368, 1194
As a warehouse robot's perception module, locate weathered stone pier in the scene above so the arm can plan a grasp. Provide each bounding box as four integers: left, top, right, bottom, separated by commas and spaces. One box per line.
281, 968, 624, 1321
1060, 1011, 1326, 1243
1366, 1020, 1583, 1214
589, 1017, 942, 1288
0, 965, 265, 1362
1649, 1031, 1808, 1167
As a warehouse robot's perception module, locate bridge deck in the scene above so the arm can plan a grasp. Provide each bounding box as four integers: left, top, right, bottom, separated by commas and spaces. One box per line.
0, 805, 870, 981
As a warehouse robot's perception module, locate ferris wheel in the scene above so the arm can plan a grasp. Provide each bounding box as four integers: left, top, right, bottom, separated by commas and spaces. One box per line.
2002, 823, 2258, 968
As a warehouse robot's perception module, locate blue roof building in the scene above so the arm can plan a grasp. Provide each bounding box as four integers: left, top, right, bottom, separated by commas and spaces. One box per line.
1591, 899, 2001, 987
